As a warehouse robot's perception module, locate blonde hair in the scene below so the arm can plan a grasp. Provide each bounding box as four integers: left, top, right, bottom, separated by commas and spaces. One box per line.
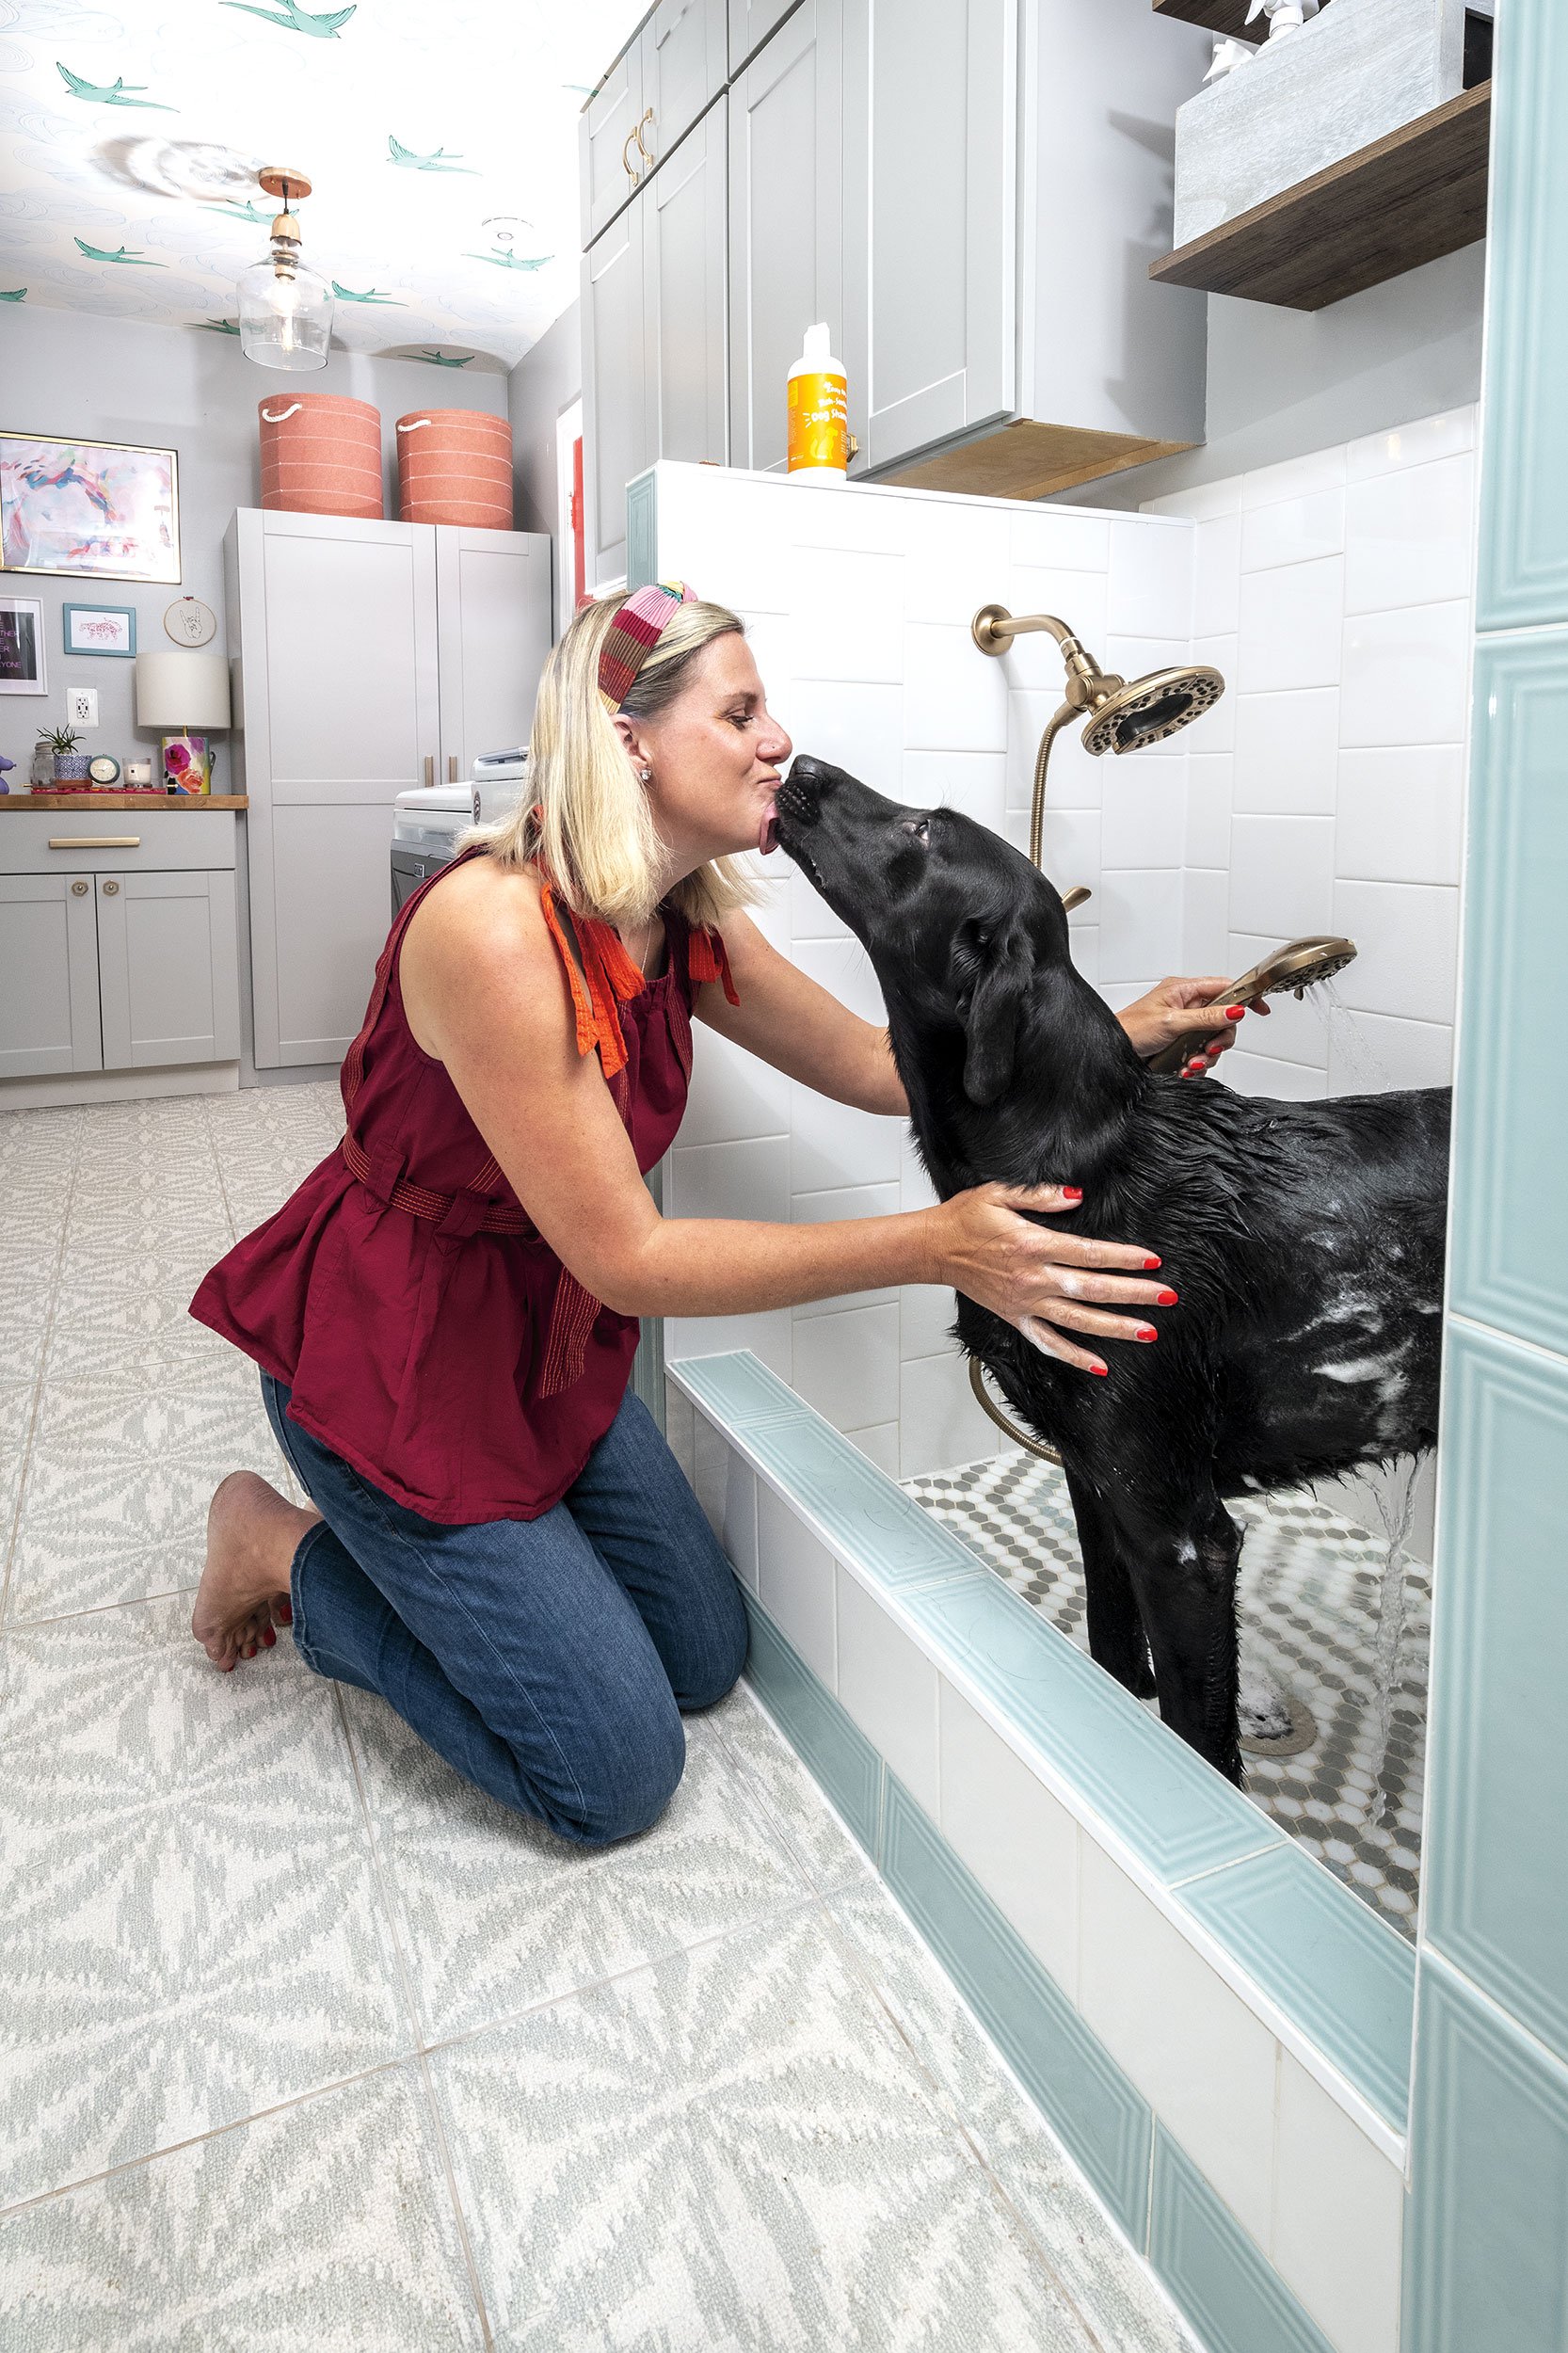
472, 591, 766, 930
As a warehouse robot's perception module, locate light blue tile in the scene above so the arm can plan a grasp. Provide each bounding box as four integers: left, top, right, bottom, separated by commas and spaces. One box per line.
743, 1414, 987, 1593
1404, 1953, 1568, 2353
880, 1775, 1154, 2243
1449, 635, 1568, 1354
1149, 2126, 1335, 2353
674, 1350, 810, 1432
1180, 1843, 1415, 2131
625, 467, 657, 592
1475, 0, 1568, 631
742, 1594, 884, 1858
1426, 1323, 1568, 2069
907, 1577, 1282, 1886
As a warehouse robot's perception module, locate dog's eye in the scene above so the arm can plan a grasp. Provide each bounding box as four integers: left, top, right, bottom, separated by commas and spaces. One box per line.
901, 816, 931, 844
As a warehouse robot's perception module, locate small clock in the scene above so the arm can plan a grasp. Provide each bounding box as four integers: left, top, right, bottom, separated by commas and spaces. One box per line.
164, 597, 216, 648
88, 755, 121, 787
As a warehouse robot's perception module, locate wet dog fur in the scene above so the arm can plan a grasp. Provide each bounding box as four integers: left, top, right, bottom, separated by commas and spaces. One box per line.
774, 757, 1448, 1784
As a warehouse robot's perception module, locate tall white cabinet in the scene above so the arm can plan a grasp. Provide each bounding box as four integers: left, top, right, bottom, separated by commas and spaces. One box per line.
226, 507, 552, 1071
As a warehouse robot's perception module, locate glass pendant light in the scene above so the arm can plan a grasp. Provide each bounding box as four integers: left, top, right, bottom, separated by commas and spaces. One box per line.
236, 167, 332, 371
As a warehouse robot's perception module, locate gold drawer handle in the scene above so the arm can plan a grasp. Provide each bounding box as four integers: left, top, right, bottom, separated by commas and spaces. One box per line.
49, 835, 141, 849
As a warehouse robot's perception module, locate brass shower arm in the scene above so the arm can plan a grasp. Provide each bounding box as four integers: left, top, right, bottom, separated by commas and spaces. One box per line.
972, 605, 1122, 713
971, 606, 1076, 653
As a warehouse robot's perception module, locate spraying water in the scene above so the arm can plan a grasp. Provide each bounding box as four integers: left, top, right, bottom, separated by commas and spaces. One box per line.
1366, 1460, 1418, 1829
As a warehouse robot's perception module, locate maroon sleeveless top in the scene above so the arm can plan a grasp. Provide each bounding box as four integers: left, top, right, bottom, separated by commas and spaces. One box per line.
189, 849, 737, 1525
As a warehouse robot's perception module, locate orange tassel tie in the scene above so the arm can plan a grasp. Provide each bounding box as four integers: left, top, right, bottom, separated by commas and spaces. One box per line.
689, 924, 740, 1006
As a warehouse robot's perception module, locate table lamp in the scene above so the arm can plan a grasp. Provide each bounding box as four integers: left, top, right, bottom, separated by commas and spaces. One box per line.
135, 649, 232, 794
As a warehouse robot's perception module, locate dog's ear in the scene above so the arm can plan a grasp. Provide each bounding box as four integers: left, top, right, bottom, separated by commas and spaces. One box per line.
959, 922, 1032, 1106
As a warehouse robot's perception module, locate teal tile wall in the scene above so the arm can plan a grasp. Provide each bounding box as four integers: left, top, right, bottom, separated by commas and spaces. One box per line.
1406, 2, 1568, 2344
742, 1595, 884, 1857
1150, 2128, 1335, 2353
1448, 634, 1568, 1354
1180, 1845, 1415, 2132
1425, 1322, 1568, 2069
1405, 1955, 1568, 2353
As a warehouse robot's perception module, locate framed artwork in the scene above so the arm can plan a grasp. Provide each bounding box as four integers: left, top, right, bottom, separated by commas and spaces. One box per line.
0, 431, 180, 584
0, 594, 46, 694
62, 601, 137, 658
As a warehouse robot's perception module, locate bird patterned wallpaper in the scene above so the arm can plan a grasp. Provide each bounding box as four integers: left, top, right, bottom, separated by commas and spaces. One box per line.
0, 0, 647, 366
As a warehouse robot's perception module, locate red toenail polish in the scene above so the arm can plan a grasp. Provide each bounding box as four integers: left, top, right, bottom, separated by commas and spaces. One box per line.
1157, 1289, 1178, 1305
1136, 1324, 1158, 1341
1144, 1255, 1161, 1268
262, 1625, 276, 1648
223, 1658, 235, 1673
278, 1601, 293, 1625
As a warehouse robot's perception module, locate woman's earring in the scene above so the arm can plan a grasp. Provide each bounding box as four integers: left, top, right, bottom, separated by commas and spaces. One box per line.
638, 766, 652, 783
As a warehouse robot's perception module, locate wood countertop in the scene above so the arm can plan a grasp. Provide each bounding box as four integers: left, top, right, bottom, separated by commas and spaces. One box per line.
0, 793, 249, 811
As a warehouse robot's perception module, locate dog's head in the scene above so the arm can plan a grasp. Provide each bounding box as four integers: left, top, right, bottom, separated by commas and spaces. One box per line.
773, 756, 1073, 1107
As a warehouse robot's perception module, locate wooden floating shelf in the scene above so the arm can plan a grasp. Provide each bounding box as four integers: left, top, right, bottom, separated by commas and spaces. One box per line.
879, 419, 1196, 504
1154, 0, 1253, 34
1149, 82, 1491, 311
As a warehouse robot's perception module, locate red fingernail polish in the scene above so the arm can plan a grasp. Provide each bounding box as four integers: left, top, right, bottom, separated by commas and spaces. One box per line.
1225, 1004, 1245, 1020
1136, 1324, 1158, 1341
1157, 1288, 1178, 1305
1062, 1185, 1083, 1202
1091, 1362, 1109, 1377
1144, 1255, 1161, 1269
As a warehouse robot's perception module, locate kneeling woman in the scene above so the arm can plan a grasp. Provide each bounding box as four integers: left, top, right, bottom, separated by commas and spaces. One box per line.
189, 585, 1241, 1847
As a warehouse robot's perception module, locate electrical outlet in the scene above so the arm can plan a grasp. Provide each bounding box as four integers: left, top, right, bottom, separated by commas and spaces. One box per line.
67, 687, 99, 729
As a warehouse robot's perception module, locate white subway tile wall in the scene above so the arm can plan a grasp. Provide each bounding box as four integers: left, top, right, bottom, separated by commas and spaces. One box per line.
655, 420, 1472, 1485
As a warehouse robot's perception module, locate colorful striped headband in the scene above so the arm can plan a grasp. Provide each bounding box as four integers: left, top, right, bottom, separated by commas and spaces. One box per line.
598, 580, 698, 714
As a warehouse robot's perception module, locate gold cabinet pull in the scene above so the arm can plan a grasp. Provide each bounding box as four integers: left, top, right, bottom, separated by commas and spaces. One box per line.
71, 879, 88, 897
448, 753, 459, 782
635, 107, 655, 164
102, 878, 120, 895
424, 754, 435, 788
50, 835, 140, 849
622, 126, 641, 180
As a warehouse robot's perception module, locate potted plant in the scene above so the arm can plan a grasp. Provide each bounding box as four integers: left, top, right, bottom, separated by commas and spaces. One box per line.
40, 723, 90, 788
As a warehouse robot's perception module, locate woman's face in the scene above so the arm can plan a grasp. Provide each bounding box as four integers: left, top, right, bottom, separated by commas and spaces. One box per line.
619, 632, 793, 868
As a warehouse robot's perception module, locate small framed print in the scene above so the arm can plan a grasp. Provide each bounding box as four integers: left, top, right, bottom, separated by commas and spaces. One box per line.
0, 593, 46, 694
63, 601, 136, 658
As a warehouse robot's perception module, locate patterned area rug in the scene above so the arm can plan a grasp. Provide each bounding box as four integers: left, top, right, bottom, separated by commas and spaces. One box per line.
904, 1455, 1428, 1942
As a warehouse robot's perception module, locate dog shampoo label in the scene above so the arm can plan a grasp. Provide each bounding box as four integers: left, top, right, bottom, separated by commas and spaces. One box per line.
788, 323, 849, 477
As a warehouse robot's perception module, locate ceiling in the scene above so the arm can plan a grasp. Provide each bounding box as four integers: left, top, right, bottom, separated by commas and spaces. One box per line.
0, 0, 646, 370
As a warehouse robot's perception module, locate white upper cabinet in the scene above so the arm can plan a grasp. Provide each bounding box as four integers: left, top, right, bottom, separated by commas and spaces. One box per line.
582, 42, 648, 248
842, 0, 1016, 471
645, 95, 729, 470
583, 196, 650, 586
728, 0, 844, 474
435, 527, 553, 781
642, 0, 729, 170
728, 0, 801, 75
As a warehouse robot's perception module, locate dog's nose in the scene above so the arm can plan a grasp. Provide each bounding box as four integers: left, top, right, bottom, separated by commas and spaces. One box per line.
785, 756, 833, 798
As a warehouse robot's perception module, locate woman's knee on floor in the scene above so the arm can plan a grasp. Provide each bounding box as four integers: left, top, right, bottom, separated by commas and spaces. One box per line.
671, 1568, 750, 1713
556, 1682, 688, 1848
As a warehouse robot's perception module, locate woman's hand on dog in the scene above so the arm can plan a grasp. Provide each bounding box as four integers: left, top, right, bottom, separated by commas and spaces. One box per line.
929, 1182, 1176, 1378
1117, 976, 1269, 1077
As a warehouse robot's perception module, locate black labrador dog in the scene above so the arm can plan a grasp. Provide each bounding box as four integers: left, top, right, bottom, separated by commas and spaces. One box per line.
774, 757, 1449, 1785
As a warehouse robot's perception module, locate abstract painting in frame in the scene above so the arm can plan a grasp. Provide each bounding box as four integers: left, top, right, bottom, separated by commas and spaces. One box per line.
0, 431, 180, 584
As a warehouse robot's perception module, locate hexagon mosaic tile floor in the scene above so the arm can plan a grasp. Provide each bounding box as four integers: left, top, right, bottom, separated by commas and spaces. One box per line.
0, 1085, 1196, 2352
904, 1453, 1430, 1941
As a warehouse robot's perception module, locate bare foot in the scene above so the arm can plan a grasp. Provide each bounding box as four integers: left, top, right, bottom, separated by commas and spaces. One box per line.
193, 1470, 322, 1672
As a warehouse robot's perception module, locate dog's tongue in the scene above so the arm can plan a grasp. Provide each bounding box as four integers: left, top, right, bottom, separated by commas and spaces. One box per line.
760, 801, 779, 856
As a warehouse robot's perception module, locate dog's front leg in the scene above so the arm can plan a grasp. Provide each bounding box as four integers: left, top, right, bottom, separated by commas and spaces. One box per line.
1119, 1489, 1245, 1786
1064, 1467, 1156, 1701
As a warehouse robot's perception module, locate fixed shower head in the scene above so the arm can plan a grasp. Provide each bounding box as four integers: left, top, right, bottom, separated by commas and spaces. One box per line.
1080, 664, 1225, 757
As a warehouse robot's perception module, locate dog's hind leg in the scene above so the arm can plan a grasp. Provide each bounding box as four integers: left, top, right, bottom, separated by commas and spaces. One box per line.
1064, 1468, 1156, 1700
1121, 1489, 1245, 1785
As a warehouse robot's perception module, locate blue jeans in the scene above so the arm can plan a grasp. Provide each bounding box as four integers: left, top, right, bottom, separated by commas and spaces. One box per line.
260, 1375, 748, 1849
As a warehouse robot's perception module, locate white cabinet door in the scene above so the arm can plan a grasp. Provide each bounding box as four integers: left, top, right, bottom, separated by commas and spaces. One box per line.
728, 0, 800, 74
231, 506, 440, 1067
645, 94, 729, 469
96, 870, 241, 1070
581, 42, 647, 248
728, 0, 844, 474
0, 873, 101, 1079
435, 526, 554, 780
582, 197, 649, 588
640, 0, 728, 169
844, 0, 1016, 472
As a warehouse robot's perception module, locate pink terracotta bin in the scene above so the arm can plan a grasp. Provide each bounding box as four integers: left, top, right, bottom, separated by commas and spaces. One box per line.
258, 394, 384, 520
395, 408, 514, 529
